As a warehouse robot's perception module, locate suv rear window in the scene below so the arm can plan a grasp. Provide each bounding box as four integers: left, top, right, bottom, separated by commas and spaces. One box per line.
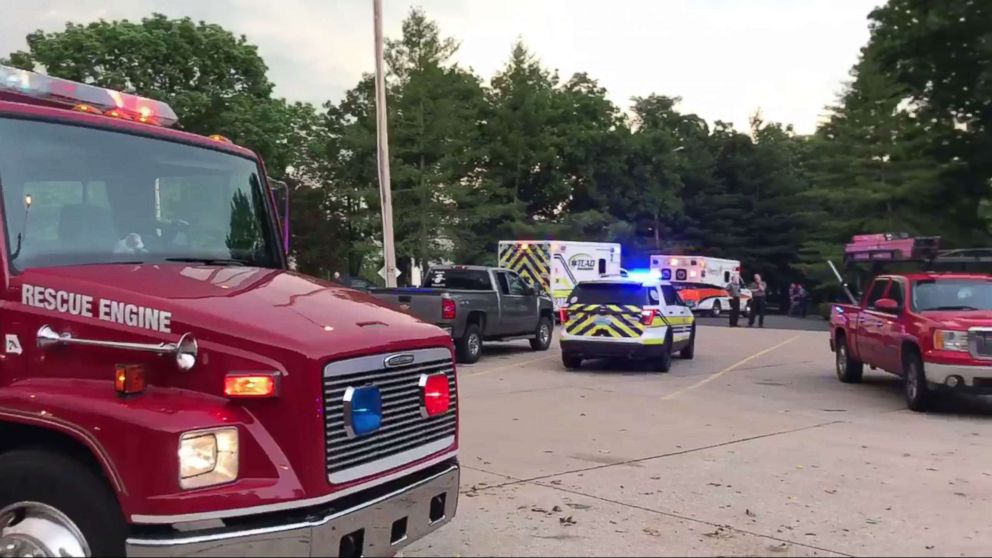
423, 269, 492, 290
570, 283, 647, 306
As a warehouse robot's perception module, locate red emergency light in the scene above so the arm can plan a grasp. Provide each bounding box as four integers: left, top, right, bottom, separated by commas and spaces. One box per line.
0, 64, 178, 127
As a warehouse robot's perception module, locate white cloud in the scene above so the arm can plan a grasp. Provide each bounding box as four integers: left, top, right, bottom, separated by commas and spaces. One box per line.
1, 0, 880, 134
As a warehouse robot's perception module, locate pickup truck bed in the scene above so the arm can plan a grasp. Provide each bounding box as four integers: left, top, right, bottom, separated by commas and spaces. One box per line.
371, 265, 555, 363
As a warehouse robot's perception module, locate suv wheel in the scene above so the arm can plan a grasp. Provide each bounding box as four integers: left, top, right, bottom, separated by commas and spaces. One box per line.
562, 353, 582, 370
653, 333, 673, 372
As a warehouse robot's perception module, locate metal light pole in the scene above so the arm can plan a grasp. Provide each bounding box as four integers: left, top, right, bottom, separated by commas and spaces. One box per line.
374, 0, 398, 287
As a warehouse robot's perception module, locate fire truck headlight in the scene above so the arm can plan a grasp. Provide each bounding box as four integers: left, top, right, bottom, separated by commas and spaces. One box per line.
179, 427, 238, 489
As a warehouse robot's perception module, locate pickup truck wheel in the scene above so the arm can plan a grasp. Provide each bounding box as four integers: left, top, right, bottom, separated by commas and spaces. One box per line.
835, 336, 863, 383
562, 353, 582, 370
0, 449, 126, 557
456, 325, 483, 364
530, 317, 553, 351
904, 353, 934, 412
710, 301, 722, 318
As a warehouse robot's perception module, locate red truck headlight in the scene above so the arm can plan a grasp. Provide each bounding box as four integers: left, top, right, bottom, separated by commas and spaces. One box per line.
179, 427, 239, 489
419, 373, 451, 417
934, 329, 969, 352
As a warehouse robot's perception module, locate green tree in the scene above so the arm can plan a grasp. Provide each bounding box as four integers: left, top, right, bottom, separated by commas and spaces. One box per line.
6, 13, 299, 176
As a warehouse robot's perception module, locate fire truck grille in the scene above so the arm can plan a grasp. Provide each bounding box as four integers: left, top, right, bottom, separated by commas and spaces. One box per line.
322, 347, 457, 484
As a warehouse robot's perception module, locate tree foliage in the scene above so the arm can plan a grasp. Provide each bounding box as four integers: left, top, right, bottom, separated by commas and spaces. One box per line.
7, 2, 990, 298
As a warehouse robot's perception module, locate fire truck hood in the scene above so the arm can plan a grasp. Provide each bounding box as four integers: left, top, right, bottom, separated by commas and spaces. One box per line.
14, 264, 447, 359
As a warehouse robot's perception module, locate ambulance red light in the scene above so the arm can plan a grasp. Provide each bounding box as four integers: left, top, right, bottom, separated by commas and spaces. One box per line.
419, 373, 450, 417
1, 64, 178, 127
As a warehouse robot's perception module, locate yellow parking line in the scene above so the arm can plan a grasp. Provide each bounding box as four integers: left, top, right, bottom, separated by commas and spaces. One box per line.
463, 354, 558, 377
660, 335, 800, 400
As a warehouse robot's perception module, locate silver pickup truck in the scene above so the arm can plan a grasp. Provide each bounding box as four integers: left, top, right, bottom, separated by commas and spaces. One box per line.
371, 265, 555, 363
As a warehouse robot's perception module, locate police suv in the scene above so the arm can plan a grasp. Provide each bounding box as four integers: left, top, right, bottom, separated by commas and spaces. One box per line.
560, 277, 696, 371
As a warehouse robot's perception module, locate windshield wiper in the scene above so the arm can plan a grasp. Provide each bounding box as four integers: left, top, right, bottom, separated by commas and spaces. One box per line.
923, 305, 980, 311
164, 257, 248, 267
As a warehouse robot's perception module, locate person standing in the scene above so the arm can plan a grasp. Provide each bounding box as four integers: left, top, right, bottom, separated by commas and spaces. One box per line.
727, 275, 742, 327
748, 273, 767, 328
788, 283, 800, 316
799, 284, 809, 318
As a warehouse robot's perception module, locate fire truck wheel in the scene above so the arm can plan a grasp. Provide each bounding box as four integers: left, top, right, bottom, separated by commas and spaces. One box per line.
530, 317, 553, 351
0, 448, 126, 557
904, 352, 933, 412
834, 334, 863, 383
457, 324, 483, 364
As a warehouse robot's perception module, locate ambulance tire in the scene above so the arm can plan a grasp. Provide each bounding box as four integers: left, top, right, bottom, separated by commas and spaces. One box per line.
530, 317, 553, 351
679, 326, 696, 359
0, 448, 127, 557
652, 334, 673, 373
710, 301, 722, 318
457, 325, 483, 364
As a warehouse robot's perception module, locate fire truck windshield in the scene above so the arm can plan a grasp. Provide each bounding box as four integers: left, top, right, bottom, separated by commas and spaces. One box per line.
0, 117, 281, 271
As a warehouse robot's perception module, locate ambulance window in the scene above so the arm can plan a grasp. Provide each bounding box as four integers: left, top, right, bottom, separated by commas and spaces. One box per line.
598, 259, 606, 275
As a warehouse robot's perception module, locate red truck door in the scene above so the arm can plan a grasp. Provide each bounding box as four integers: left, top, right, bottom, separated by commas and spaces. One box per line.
872, 278, 908, 373
855, 278, 893, 365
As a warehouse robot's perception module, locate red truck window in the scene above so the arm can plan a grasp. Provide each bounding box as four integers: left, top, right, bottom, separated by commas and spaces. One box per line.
864, 279, 891, 309
0, 117, 280, 271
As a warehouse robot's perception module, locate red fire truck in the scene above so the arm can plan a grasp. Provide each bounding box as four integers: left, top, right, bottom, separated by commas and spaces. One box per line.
0, 65, 458, 556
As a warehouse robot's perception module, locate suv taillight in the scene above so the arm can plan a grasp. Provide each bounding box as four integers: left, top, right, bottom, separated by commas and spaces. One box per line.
559, 307, 569, 323
640, 309, 657, 326
442, 298, 456, 320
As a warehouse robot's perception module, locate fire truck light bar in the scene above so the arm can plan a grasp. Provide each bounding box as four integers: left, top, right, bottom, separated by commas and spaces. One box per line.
0, 64, 178, 127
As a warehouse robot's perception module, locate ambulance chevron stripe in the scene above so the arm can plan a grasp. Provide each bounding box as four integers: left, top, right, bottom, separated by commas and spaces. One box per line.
499, 243, 550, 293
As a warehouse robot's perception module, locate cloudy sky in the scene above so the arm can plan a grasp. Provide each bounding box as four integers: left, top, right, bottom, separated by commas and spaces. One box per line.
3, 0, 881, 134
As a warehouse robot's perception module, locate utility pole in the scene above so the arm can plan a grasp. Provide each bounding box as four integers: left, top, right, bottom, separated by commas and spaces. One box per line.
374, 0, 398, 287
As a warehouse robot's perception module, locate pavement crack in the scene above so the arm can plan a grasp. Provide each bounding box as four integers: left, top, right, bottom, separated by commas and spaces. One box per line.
538, 482, 854, 557
482, 420, 846, 489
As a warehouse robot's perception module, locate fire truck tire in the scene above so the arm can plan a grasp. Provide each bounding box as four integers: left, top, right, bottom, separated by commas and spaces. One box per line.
0, 448, 126, 556
679, 326, 696, 359
834, 334, 863, 383
530, 317, 553, 351
456, 324, 483, 364
903, 352, 933, 412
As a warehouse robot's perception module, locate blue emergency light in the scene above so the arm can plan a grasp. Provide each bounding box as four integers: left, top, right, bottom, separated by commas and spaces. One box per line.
627, 269, 662, 282
343, 386, 382, 437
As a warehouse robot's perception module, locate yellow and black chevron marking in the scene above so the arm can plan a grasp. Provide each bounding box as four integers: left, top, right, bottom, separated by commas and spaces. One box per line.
565, 304, 644, 338
499, 243, 550, 293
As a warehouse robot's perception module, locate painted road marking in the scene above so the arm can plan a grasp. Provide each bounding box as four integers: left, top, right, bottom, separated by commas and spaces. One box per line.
660, 335, 800, 400
464, 354, 558, 377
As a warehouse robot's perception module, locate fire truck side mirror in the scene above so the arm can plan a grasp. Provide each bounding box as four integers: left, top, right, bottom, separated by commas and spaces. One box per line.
269, 178, 290, 256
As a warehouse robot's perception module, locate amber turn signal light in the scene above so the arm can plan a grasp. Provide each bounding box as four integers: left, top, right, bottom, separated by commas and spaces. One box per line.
224, 373, 279, 398
114, 364, 146, 395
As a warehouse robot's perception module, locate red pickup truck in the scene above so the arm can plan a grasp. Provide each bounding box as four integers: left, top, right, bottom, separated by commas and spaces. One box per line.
830, 272, 992, 411
0, 65, 458, 556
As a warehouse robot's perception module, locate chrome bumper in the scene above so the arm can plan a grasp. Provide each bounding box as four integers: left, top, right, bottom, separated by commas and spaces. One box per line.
925, 362, 992, 390
126, 464, 459, 557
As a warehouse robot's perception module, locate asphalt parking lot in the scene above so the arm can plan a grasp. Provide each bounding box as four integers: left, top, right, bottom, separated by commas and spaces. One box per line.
406, 324, 992, 557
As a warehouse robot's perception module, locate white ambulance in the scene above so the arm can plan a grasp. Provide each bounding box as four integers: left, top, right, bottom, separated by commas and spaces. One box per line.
498, 240, 622, 311
648, 255, 752, 317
